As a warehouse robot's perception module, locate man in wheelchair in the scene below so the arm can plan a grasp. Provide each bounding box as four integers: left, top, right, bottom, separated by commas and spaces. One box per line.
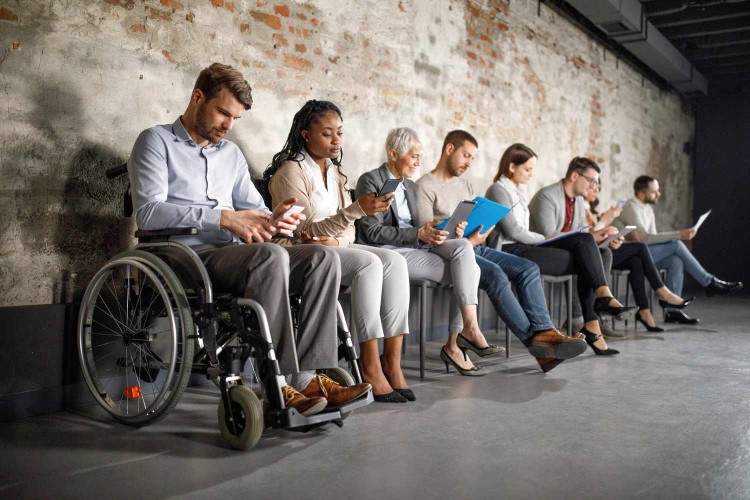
127, 63, 371, 417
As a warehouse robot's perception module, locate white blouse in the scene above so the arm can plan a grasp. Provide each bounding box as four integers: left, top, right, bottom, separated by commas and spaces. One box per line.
300, 150, 340, 221
498, 175, 532, 235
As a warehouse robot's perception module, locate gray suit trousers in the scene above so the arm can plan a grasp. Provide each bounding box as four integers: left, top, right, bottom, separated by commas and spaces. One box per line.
200, 243, 341, 374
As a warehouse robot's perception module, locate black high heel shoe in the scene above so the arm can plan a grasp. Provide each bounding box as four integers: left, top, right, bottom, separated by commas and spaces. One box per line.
581, 327, 620, 355
635, 310, 665, 333
658, 296, 694, 310
456, 334, 505, 358
380, 355, 415, 401
440, 347, 487, 376
593, 297, 638, 320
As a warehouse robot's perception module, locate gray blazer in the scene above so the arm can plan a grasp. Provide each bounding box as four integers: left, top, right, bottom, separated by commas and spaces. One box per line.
528, 180, 587, 237
354, 164, 421, 247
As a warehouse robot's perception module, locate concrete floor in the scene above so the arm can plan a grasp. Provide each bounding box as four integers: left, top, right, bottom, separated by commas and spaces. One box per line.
2, 295, 750, 500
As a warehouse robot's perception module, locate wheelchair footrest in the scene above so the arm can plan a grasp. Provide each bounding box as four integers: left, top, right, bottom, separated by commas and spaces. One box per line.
327, 390, 374, 414
269, 407, 343, 430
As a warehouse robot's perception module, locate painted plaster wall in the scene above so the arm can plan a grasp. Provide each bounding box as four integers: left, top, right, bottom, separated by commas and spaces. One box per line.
0, 0, 694, 306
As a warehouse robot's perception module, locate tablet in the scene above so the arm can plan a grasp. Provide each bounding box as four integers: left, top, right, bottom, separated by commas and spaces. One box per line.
598, 225, 636, 248
435, 200, 477, 239
377, 178, 402, 197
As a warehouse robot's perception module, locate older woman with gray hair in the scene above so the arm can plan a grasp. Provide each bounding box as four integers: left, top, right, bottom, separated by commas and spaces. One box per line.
355, 127, 504, 378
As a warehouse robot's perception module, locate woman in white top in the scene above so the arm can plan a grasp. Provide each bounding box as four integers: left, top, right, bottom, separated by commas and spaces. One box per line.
265, 100, 413, 403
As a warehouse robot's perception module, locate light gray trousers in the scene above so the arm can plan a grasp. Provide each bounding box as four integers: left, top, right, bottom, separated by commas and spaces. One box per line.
392, 239, 480, 332
335, 244, 410, 343
200, 243, 341, 375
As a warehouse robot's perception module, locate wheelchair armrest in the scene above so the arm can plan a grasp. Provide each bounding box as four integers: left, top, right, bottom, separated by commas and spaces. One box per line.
135, 227, 199, 242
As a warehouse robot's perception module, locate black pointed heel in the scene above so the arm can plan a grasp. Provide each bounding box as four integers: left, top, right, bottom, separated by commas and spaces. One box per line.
635, 311, 665, 332
456, 334, 505, 358
658, 296, 694, 310
581, 327, 620, 355
593, 297, 638, 320
440, 347, 487, 376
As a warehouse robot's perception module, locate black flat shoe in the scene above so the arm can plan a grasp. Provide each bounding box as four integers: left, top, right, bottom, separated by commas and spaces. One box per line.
456, 334, 505, 358
393, 388, 416, 401
581, 327, 620, 355
593, 297, 638, 321
373, 391, 408, 403
658, 296, 694, 310
706, 277, 743, 297
635, 311, 665, 332
440, 347, 487, 376
664, 310, 700, 325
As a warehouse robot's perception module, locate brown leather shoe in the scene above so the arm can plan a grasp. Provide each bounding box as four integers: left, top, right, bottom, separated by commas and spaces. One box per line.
282, 385, 327, 416
528, 329, 587, 360
301, 374, 372, 406
536, 357, 565, 373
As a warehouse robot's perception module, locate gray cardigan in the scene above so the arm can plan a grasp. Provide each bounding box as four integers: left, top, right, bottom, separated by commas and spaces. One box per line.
485, 180, 545, 250
528, 180, 587, 237
354, 164, 421, 247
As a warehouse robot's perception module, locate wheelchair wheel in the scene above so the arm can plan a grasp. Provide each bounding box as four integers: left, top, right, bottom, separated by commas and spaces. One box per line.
218, 385, 264, 451
77, 250, 194, 427
321, 367, 356, 420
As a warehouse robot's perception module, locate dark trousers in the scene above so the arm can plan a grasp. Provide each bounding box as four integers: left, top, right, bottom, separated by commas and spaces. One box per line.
504, 232, 607, 323
611, 242, 665, 310
200, 243, 342, 374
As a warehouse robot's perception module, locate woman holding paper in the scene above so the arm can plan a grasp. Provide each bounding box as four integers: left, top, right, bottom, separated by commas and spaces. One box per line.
486, 143, 636, 353
585, 185, 692, 331
265, 100, 413, 403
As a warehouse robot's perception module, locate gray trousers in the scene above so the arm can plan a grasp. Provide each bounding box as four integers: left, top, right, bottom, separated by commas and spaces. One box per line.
336, 244, 410, 343
200, 243, 341, 374
392, 239, 480, 332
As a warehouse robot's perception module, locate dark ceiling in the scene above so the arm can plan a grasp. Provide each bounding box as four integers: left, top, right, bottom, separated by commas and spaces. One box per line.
641, 0, 750, 95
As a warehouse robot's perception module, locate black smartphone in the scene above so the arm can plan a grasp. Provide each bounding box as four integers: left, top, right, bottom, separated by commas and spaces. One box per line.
377, 178, 402, 197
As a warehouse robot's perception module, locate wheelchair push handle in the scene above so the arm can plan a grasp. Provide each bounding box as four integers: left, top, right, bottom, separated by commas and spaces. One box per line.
106, 163, 128, 179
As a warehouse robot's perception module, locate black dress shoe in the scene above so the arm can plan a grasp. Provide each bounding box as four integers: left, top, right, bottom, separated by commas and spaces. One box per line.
581, 327, 620, 355
706, 277, 744, 297
635, 311, 665, 332
373, 391, 408, 403
394, 388, 416, 401
593, 296, 638, 320
664, 310, 700, 325
658, 296, 694, 310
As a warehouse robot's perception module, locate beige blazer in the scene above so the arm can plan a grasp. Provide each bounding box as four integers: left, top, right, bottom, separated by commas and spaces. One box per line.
268, 159, 365, 247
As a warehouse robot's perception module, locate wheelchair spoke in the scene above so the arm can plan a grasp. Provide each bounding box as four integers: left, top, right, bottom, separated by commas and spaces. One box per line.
91, 320, 126, 338
105, 274, 129, 329
95, 303, 131, 336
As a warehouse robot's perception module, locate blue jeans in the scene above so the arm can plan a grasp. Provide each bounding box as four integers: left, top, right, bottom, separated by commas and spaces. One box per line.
474, 246, 555, 342
647, 239, 713, 310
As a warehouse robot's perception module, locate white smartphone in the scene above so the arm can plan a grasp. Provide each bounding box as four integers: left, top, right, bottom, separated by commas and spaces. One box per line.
615, 198, 628, 209
272, 204, 305, 223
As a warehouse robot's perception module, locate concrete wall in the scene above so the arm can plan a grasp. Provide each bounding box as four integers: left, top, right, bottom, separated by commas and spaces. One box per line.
0, 0, 695, 307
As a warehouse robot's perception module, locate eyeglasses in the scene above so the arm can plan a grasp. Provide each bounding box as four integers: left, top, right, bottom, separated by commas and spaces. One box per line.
578, 173, 599, 187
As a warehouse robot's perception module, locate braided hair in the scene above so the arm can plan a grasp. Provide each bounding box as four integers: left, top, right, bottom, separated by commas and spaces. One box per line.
264, 100, 347, 185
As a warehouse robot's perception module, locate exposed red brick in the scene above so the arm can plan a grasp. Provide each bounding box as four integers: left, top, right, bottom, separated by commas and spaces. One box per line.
466, 51, 477, 60
162, 49, 177, 64
147, 7, 172, 21
294, 43, 306, 53
130, 23, 146, 32
240, 22, 250, 32
398, 1, 405, 12
310, 18, 319, 27
274, 4, 290, 17
256, 0, 267, 6
211, 0, 235, 13
160, 0, 183, 9
497, 22, 508, 31
186, 11, 194, 22
466, 2, 479, 18
297, 13, 307, 20
570, 56, 585, 70
272, 33, 289, 47
104, 0, 135, 10
252, 11, 282, 30
12, 42, 20, 50
313, 47, 322, 55
0, 7, 18, 21
283, 53, 312, 72
480, 34, 490, 42
263, 49, 277, 59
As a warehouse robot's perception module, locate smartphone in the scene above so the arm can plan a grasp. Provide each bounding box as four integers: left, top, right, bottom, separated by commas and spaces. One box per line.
377, 178, 402, 197
615, 198, 628, 209
271, 204, 305, 224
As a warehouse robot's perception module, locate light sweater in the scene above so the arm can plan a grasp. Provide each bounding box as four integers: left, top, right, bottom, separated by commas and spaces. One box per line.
415, 172, 475, 224
615, 197, 680, 244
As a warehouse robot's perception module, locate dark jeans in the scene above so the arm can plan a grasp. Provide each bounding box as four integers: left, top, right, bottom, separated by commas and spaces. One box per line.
611, 242, 665, 310
474, 246, 555, 342
504, 232, 607, 323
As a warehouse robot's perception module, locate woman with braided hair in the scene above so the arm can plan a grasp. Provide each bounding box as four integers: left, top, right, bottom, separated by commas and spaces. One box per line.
264, 100, 414, 403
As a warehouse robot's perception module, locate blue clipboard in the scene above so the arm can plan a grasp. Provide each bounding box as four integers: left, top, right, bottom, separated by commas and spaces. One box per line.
435, 197, 511, 237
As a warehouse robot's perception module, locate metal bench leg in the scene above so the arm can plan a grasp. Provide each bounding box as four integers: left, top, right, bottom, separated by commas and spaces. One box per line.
420, 282, 426, 380
567, 277, 573, 336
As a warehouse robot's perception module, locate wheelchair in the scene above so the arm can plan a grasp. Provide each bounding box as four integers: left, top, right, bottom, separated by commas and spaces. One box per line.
76, 163, 372, 450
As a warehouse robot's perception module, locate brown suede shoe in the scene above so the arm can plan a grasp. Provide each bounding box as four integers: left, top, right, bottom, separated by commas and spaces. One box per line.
528, 329, 587, 360
301, 374, 372, 406
282, 385, 327, 416
536, 357, 565, 373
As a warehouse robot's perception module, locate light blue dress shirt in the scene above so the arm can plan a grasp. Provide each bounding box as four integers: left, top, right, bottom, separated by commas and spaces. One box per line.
128, 117, 270, 246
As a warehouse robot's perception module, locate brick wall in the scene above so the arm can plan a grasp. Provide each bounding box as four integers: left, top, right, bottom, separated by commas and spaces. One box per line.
0, 0, 694, 306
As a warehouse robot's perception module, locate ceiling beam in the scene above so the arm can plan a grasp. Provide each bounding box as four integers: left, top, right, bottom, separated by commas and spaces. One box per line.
661, 16, 750, 39
685, 42, 750, 59
647, 1, 750, 27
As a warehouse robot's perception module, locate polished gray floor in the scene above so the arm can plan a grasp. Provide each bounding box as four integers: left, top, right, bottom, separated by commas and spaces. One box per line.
2, 295, 750, 499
